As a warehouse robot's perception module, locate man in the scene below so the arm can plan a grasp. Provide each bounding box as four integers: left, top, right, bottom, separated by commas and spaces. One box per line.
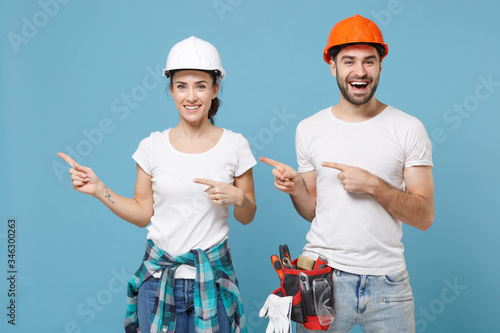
261, 14, 434, 332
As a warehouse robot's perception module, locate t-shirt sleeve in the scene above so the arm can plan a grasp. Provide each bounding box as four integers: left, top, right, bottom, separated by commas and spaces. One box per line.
235, 135, 257, 177
132, 136, 152, 175
404, 118, 433, 168
296, 123, 315, 173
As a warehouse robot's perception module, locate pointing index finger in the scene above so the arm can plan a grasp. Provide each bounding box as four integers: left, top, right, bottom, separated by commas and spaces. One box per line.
57, 152, 76, 168
259, 156, 283, 170
322, 162, 348, 171
193, 178, 218, 187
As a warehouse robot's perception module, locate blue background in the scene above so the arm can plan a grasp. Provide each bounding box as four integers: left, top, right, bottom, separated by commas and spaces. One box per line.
1, 1, 499, 332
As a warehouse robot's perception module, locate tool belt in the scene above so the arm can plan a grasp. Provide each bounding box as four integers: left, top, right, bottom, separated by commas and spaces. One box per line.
272, 258, 334, 331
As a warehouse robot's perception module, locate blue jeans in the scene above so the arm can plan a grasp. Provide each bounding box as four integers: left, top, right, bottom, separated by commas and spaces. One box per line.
137, 278, 231, 333
297, 269, 415, 333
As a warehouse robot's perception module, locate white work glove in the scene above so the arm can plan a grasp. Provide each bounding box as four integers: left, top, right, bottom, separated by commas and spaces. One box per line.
259, 294, 293, 333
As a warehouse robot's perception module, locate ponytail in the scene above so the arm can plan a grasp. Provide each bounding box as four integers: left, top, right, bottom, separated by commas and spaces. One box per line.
208, 96, 220, 125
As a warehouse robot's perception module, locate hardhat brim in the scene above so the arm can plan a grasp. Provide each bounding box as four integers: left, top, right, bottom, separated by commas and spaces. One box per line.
163, 68, 225, 80
323, 42, 389, 63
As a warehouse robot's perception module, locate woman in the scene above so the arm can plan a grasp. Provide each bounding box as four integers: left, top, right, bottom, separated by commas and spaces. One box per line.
58, 36, 256, 333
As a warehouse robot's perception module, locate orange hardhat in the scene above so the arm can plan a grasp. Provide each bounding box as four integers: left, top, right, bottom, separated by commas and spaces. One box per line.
323, 14, 389, 63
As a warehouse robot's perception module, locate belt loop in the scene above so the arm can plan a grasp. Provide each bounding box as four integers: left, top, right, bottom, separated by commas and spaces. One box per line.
184, 279, 189, 305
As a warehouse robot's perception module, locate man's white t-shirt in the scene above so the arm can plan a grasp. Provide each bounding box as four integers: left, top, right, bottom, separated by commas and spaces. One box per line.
133, 128, 256, 279
296, 106, 432, 275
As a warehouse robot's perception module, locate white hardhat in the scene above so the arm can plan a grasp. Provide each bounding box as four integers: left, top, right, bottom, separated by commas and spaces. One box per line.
163, 36, 225, 81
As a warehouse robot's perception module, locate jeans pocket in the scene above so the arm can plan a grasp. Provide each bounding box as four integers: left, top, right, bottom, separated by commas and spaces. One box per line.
383, 269, 409, 286
382, 294, 413, 303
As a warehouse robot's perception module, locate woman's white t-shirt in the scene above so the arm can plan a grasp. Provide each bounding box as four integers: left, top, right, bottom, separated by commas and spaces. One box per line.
132, 128, 256, 278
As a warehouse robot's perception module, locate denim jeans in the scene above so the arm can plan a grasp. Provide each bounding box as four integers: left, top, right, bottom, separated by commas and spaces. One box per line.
297, 269, 415, 333
137, 278, 231, 333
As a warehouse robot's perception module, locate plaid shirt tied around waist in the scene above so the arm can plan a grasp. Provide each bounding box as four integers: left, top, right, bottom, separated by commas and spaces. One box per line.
125, 238, 247, 333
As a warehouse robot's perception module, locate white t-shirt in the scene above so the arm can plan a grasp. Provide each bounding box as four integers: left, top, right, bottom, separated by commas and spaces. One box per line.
132, 128, 256, 279
296, 106, 433, 275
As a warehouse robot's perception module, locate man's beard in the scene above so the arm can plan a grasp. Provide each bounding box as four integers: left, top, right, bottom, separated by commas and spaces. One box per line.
337, 73, 379, 106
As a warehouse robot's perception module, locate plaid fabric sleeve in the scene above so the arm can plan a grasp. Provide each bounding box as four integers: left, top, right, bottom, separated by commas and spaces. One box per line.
125, 238, 247, 333
207, 240, 248, 333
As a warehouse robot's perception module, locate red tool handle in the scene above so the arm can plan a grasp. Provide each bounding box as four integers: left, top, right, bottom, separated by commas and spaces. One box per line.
271, 255, 284, 279
313, 255, 328, 270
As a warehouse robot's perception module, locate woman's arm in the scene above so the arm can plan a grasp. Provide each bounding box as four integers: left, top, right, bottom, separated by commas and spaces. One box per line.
193, 168, 257, 225
58, 153, 154, 228
232, 168, 256, 225
93, 164, 154, 228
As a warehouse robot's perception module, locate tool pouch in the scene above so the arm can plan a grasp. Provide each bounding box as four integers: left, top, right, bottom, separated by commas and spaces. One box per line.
272, 258, 334, 331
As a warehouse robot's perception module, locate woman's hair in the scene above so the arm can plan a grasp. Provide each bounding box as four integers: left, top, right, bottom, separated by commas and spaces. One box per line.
170, 70, 221, 125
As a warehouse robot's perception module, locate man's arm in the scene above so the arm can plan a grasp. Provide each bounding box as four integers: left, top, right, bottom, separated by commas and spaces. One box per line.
290, 171, 317, 222
322, 162, 434, 230
372, 166, 434, 230
260, 157, 317, 222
